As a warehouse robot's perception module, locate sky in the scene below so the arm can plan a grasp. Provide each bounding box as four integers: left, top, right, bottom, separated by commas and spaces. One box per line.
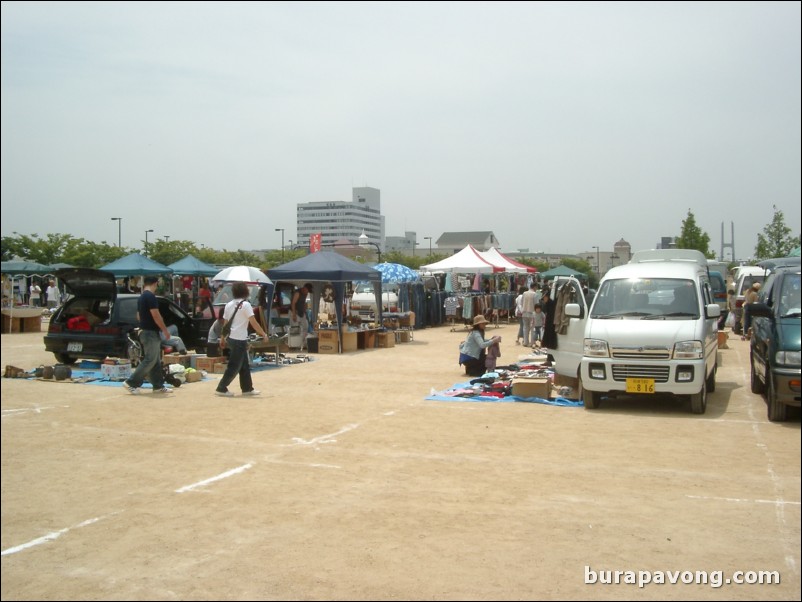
1, 1, 800, 260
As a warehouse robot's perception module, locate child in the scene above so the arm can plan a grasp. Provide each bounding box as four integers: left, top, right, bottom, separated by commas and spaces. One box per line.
532, 303, 546, 345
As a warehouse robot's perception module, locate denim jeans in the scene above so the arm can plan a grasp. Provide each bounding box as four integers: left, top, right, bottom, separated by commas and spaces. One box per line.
216, 338, 253, 393
127, 330, 164, 389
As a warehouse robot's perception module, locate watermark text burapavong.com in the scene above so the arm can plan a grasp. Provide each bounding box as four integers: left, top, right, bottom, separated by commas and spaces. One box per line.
585, 565, 781, 588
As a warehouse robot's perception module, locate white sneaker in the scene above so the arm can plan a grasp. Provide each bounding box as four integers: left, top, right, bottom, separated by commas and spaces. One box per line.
242, 389, 261, 396
215, 390, 235, 397
152, 387, 173, 394
123, 381, 140, 395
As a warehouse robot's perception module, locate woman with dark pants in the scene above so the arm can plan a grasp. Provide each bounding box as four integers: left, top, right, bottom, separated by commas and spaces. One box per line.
216, 282, 269, 397
459, 315, 502, 377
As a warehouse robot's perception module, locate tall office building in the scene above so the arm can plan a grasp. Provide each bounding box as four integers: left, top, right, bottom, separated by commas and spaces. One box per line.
296, 187, 385, 250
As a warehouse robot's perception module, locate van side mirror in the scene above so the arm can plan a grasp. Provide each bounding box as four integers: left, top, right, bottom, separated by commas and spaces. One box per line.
565, 303, 582, 318
705, 304, 721, 318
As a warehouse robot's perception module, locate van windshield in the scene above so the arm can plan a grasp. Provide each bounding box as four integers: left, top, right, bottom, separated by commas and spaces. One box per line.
591, 278, 700, 319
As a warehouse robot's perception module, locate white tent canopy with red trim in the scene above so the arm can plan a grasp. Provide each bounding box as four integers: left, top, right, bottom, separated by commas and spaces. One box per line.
420, 244, 501, 274
479, 247, 537, 273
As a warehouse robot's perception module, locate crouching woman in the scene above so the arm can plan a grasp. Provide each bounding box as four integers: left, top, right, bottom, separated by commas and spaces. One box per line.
459, 315, 501, 376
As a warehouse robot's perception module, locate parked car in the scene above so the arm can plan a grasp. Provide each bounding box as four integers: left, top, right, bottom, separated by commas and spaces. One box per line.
749, 265, 801, 421
709, 270, 728, 327
44, 268, 205, 365
349, 282, 399, 321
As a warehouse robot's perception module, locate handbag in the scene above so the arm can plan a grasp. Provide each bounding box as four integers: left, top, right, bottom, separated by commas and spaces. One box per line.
220, 301, 244, 347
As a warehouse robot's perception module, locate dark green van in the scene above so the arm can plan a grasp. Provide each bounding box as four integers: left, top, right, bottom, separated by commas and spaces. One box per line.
749, 265, 801, 421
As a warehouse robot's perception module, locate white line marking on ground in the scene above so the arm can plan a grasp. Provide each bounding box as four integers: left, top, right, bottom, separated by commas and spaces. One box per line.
2, 406, 67, 417
288, 423, 359, 446
175, 463, 253, 493
686, 495, 801, 506
1, 513, 118, 556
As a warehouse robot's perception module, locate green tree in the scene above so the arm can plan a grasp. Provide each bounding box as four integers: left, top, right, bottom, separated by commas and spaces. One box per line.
754, 205, 800, 259
675, 209, 714, 258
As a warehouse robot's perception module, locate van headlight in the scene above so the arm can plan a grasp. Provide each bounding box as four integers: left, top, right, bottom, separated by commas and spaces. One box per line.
775, 351, 801, 367
584, 339, 609, 357
673, 341, 703, 359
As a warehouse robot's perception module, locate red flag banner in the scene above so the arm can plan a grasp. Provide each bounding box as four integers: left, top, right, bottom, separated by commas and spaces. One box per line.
309, 233, 322, 253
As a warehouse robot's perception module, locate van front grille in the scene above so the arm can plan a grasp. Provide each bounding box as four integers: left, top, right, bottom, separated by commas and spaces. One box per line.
612, 365, 671, 382
611, 346, 671, 360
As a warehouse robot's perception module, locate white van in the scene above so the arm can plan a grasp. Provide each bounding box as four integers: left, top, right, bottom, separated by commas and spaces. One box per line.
552, 249, 721, 414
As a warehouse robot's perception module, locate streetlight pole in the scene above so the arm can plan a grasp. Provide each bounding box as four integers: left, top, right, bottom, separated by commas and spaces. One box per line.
275, 228, 285, 261
144, 229, 153, 255
424, 236, 432, 257
592, 246, 600, 274
111, 217, 122, 247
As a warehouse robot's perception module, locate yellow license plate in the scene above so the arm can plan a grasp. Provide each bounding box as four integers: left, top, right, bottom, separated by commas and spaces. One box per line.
626, 378, 655, 394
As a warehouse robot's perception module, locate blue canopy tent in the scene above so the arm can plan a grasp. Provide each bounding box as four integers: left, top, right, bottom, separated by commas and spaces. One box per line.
268, 251, 382, 353
100, 253, 173, 277
168, 255, 219, 277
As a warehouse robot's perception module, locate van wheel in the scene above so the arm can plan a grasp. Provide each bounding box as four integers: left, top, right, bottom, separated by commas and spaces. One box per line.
750, 351, 765, 394
706, 362, 716, 393
582, 388, 601, 409
690, 381, 707, 414
766, 370, 787, 422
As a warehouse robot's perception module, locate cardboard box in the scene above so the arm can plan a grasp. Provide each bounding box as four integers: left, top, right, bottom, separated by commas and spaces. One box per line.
399, 312, 415, 327
163, 354, 191, 367
397, 330, 412, 343
318, 330, 339, 354
512, 377, 551, 399
553, 373, 578, 389
341, 331, 357, 352
196, 356, 224, 372
213, 363, 228, 374
357, 330, 376, 350
189, 354, 205, 369
184, 371, 203, 383
100, 363, 132, 381
377, 332, 395, 348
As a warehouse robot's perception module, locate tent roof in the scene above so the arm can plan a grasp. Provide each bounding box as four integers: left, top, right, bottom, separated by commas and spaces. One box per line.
420, 245, 502, 274
479, 248, 537, 273
100, 253, 172, 277
1, 260, 53, 275
540, 265, 585, 279
267, 250, 381, 282
168, 254, 219, 276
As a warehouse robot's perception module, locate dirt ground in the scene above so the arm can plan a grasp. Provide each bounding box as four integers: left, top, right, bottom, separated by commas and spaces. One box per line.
1, 322, 800, 601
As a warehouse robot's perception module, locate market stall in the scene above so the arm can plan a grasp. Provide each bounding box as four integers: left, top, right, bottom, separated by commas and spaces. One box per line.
268, 251, 382, 353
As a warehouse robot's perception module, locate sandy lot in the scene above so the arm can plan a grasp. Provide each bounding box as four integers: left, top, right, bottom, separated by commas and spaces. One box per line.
1, 322, 800, 600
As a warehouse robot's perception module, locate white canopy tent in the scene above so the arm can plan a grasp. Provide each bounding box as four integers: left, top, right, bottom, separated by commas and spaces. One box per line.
420, 245, 502, 274
479, 248, 536, 274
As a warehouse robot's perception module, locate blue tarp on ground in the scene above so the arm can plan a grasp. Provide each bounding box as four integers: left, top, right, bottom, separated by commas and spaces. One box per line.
426, 380, 584, 406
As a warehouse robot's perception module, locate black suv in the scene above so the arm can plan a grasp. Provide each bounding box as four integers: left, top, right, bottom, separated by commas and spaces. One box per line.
749, 265, 801, 421
44, 268, 205, 365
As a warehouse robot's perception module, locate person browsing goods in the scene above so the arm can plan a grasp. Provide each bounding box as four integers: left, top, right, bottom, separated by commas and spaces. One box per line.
459, 315, 502, 377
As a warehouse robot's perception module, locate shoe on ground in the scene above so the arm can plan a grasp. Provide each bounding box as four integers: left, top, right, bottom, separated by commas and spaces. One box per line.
215, 390, 235, 397
123, 381, 140, 395
242, 389, 261, 396
152, 387, 173, 394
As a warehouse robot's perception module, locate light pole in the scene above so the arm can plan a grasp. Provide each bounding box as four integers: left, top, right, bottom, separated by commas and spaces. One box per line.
275, 228, 285, 261
592, 246, 600, 274
111, 217, 122, 247
358, 232, 382, 263
424, 236, 432, 257
144, 229, 153, 255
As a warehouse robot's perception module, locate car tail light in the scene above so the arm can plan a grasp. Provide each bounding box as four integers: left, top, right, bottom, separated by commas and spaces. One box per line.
48, 323, 63, 333
95, 326, 121, 335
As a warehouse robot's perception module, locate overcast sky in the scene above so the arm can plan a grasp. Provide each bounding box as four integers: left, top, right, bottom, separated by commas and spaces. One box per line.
2, 1, 800, 260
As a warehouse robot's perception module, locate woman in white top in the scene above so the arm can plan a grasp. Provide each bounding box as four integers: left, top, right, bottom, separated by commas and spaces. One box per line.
215, 281, 269, 397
